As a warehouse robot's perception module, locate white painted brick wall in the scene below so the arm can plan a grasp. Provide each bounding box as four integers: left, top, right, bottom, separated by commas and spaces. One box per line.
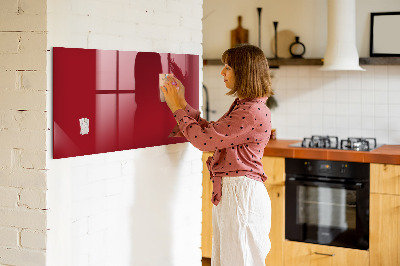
0, 187, 19, 208
21, 229, 47, 250
0, 227, 19, 247
3, 0, 204, 265
0, 0, 48, 265
0, 169, 47, 189
46, 1, 203, 266
0, 208, 46, 230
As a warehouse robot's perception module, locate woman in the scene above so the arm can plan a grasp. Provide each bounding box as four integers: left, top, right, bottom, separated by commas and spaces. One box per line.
161, 44, 273, 266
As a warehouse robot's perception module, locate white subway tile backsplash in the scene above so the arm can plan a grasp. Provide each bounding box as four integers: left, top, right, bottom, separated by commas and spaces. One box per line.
298, 66, 311, 78
349, 128, 362, 137
374, 90, 388, 104
374, 78, 388, 91
375, 104, 389, 117
323, 87, 336, 103
287, 113, 300, 127
322, 70, 335, 78
323, 103, 336, 115
335, 73, 349, 90
362, 65, 375, 74
323, 115, 336, 129
336, 115, 348, 129
348, 71, 362, 90
361, 90, 374, 104
362, 116, 375, 130
388, 91, 400, 104
298, 102, 312, 115
336, 90, 349, 103
361, 104, 375, 117
286, 77, 299, 89
362, 129, 376, 138
310, 77, 324, 90
298, 77, 311, 89
389, 117, 400, 131
348, 116, 362, 129
348, 90, 362, 103
310, 66, 323, 77
336, 103, 349, 116
298, 89, 313, 103
311, 114, 324, 129
204, 65, 400, 144
311, 87, 323, 101
388, 65, 400, 76
388, 131, 400, 143
374, 65, 388, 77
374, 130, 389, 144
388, 76, 400, 91
388, 104, 400, 117
374, 117, 389, 130
285, 66, 298, 77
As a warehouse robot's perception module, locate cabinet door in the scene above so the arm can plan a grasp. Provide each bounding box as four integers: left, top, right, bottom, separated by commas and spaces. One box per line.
265, 184, 285, 266
370, 193, 400, 266
202, 152, 214, 258
261, 156, 285, 185
370, 163, 400, 195
284, 241, 369, 266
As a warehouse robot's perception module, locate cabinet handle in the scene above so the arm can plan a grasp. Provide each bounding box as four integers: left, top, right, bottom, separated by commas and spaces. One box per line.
314, 252, 335, 257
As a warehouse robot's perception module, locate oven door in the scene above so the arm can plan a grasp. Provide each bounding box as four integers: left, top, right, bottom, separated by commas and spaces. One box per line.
285, 177, 369, 250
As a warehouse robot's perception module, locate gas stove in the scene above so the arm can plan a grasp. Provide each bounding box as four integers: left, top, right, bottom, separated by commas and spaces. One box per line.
289, 135, 382, 151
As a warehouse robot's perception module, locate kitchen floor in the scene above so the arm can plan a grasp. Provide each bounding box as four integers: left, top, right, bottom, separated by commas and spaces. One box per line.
202, 257, 211, 266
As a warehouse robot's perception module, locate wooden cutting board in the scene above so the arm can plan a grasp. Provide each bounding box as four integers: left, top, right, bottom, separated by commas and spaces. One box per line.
231, 16, 249, 48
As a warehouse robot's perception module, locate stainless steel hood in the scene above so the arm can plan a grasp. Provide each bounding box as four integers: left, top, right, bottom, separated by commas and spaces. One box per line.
320, 0, 365, 71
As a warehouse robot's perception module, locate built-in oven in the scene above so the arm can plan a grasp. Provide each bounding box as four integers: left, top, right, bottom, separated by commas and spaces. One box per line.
285, 158, 369, 250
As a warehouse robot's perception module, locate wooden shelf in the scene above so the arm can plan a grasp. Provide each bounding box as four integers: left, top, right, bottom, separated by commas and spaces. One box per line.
203, 58, 323, 67
359, 57, 400, 65
268, 58, 323, 67
203, 57, 400, 67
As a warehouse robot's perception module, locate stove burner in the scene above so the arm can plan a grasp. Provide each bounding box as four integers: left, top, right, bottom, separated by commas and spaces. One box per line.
294, 136, 379, 151
301, 135, 339, 149
340, 137, 377, 151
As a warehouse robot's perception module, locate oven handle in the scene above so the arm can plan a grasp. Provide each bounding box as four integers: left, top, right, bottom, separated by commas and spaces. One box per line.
286, 177, 364, 189
314, 252, 335, 257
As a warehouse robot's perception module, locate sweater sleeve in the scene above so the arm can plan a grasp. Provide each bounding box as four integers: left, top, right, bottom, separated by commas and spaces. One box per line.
168, 103, 211, 138
172, 106, 257, 152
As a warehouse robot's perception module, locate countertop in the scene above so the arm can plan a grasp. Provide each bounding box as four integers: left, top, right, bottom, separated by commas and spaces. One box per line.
263, 139, 400, 165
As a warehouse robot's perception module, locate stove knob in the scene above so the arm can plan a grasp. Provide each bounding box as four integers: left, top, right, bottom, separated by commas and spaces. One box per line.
305, 162, 312, 171
340, 164, 347, 174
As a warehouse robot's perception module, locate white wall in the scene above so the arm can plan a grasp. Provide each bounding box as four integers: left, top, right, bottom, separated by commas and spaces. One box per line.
203, 0, 400, 145
203, 0, 400, 58
46, 0, 203, 266
0, 0, 48, 265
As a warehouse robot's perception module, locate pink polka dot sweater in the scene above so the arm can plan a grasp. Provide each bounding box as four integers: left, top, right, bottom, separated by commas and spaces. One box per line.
169, 97, 272, 206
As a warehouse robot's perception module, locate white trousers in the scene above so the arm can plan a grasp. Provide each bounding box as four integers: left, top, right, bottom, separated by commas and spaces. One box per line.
212, 176, 272, 266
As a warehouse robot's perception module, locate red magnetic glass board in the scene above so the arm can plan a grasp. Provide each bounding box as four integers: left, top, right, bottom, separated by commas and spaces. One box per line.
53, 47, 199, 159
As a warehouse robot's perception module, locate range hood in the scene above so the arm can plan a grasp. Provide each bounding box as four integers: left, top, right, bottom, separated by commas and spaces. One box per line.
320, 0, 365, 71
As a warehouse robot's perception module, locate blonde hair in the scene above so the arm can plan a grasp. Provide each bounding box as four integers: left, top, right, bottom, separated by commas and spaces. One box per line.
221, 44, 273, 99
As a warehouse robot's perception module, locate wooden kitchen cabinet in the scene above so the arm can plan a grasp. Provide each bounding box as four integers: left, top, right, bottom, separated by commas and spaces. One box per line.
261, 156, 285, 186
261, 156, 285, 266
202, 152, 213, 258
284, 241, 369, 266
201, 154, 286, 266
264, 184, 285, 266
370, 163, 400, 195
370, 163, 400, 266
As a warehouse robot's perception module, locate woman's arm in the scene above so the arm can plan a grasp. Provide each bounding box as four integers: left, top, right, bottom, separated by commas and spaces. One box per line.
169, 102, 212, 137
